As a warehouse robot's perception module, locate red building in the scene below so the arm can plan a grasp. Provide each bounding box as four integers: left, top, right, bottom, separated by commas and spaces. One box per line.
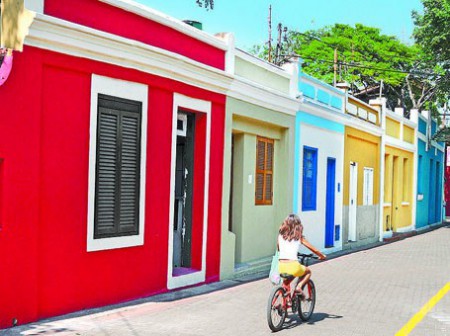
0, 0, 230, 328
445, 146, 450, 217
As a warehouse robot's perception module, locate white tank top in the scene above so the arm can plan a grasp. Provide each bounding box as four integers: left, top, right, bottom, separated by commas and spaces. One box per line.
278, 234, 301, 260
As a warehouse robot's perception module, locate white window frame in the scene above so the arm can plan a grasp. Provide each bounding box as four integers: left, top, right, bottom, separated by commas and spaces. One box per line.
363, 167, 374, 206
87, 74, 148, 252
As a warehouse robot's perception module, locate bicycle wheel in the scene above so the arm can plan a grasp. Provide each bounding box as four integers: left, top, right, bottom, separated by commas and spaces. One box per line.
298, 280, 316, 321
267, 286, 287, 331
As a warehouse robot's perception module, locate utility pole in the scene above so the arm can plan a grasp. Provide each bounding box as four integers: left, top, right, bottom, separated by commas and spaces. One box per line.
333, 48, 338, 86
268, 5, 272, 63
275, 23, 283, 64
379, 80, 383, 98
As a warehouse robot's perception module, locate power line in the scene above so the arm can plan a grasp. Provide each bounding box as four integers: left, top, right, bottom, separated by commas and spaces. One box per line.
293, 55, 440, 77
291, 31, 419, 65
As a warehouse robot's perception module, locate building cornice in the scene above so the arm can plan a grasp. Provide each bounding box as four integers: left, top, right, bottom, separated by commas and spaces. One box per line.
228, 76, 299, 116
300, 99, 348, 124
343, 116, 383, 137
25, 14, 233, 94
385, 135, 416, 153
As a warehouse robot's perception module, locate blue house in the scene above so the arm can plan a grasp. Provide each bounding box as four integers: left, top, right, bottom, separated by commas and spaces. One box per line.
293, 63, 346, 254
416, 110, 445, 229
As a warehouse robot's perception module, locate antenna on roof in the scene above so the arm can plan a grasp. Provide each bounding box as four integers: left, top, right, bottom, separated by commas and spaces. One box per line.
267, 5, 272, 63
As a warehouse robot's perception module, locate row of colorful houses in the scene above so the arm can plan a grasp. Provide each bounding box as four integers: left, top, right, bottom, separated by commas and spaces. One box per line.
0, 0, 445, 328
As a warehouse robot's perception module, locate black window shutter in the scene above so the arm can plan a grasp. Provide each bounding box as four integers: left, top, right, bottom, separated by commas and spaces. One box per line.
94, 94, 142, 239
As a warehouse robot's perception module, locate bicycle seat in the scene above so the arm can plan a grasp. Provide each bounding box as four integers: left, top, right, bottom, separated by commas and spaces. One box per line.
279, 273, 295, 280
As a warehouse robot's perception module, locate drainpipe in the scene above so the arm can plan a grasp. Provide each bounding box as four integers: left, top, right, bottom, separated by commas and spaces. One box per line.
0, 49, 13, 86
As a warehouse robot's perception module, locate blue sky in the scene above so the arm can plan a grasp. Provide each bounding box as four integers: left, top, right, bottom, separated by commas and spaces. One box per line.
136, 0, 423, 50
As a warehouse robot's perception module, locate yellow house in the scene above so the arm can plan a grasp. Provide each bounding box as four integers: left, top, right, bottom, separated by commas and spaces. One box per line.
342, 96, 382, 249
371, 100, 418, 237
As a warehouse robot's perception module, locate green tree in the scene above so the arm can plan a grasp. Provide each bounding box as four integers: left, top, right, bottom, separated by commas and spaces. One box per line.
413, 0, 450, 108
252, 23, 438, 111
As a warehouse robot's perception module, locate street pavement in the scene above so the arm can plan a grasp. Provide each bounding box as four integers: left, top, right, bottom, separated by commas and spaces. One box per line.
2, 225, 450, 336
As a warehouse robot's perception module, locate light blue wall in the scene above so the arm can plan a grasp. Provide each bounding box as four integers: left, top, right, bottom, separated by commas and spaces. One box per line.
294, 64, 345, 216
293, 111, 345, 213
416, 137, 444, 229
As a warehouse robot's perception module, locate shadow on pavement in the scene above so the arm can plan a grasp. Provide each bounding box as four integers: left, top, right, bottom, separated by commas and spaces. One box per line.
282, 312, 343, 330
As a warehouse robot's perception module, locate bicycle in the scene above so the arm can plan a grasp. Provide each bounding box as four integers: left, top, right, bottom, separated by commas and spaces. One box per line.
267, 253, 318, 332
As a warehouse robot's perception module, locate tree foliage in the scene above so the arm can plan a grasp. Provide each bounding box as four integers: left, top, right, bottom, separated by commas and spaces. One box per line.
413, 0, 450, 108
252, 23, 439, 112
196, 0, 214, 10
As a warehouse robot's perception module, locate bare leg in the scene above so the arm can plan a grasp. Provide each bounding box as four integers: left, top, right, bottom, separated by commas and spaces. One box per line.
290, 276, 300, 296
296, 267, 311, 292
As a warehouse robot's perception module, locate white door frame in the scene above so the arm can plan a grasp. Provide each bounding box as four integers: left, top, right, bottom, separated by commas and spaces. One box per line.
348, 162, 358, 242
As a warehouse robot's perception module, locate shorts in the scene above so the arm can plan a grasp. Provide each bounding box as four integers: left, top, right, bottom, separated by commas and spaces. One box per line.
279, 260, 306, 277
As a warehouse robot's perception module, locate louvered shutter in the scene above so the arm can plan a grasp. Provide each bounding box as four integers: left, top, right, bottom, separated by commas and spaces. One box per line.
95, 109, 118, 237
255, 137, 274, 205
119, 113, 141, 234
95, 94, 141, 239
265, 141, 274, 202
255, 139, 266, 202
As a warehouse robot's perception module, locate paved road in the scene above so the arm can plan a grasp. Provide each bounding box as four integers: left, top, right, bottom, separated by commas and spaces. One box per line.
3, 225, 450, 336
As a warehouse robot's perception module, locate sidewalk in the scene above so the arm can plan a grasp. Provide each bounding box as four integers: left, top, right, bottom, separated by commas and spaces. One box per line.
2, 221, 449, 336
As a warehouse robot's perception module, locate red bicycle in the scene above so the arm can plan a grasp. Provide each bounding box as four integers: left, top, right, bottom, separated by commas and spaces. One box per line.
267, 253, 317, 332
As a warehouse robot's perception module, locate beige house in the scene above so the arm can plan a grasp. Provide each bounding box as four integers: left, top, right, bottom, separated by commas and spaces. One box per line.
219, 36, 299, 279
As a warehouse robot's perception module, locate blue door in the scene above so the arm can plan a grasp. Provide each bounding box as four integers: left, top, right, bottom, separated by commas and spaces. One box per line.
325, 158, 336, 247
435, 161, 441, 223
428, 159, 435, 224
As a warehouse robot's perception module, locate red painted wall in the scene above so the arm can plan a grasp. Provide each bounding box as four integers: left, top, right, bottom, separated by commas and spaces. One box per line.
44, 0, 225, 70
0, 45, 225, 328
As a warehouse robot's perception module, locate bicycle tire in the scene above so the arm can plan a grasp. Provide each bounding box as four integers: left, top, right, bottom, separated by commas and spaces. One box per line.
298, 280, 316, 321
267, 286, 287, 331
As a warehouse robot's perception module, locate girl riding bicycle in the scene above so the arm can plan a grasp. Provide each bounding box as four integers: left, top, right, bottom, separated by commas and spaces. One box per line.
278, 214, 326, 295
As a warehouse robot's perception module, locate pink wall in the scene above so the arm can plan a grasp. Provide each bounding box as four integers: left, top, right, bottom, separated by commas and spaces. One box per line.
0, 44, 225, 328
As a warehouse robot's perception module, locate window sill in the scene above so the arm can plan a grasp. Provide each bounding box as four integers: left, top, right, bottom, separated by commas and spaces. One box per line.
87, 234, 144, 252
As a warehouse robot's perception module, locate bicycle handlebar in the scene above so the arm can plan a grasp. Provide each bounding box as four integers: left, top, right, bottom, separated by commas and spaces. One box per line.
297, 253, 319, 259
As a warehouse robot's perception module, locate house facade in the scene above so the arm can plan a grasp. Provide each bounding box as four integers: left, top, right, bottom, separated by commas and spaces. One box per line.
294, 68, 345, 254
0, 0, 231, 328
342, 96, 382, 249
371, 100, 418, 237
416, 110, 444, 229
220, 45, 298, 278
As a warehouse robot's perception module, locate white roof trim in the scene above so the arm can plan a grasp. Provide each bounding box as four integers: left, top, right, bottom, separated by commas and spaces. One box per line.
99, 0, 228, 50
385, 135, 416, 153
299, 100, 349, 125
25, 14, 298, 115
228, 76, 299, 116
26, 14, 233, 94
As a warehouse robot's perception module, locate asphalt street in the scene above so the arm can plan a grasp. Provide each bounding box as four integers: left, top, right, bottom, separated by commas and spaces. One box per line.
3, 225, 450, 336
